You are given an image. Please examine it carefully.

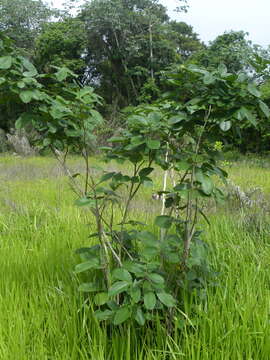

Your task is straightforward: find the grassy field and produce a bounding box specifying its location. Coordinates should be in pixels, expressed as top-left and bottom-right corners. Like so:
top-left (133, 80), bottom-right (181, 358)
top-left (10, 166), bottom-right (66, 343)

top-left (0, 155), bottom-right (269, 359)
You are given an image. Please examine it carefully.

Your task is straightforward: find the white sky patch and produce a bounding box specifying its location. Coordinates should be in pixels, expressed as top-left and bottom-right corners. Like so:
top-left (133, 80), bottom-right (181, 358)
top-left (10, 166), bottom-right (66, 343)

top-left (50, 0), bottom-right (270, 46)
top-left (167, 0), bottom-right (270, 46)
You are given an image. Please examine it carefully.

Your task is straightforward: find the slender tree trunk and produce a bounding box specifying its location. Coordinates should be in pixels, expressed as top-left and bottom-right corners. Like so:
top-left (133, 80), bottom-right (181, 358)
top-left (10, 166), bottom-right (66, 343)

top-left (113, 30), bottom-right (138, 99)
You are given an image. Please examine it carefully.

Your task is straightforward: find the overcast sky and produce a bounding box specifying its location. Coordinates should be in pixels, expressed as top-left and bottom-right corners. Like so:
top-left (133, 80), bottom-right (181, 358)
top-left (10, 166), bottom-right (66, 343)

top-left (51, 0), bottom-right (270, 47)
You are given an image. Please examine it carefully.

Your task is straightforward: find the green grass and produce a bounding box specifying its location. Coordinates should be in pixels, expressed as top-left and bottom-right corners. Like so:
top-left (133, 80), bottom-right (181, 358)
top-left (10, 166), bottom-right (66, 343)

top-left (0, 155), bottom-right (269, 359)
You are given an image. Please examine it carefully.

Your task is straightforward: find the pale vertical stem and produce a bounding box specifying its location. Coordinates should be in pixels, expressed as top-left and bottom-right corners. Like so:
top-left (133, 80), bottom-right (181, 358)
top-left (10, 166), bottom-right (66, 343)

top-left (160, 143), bottom-right (169, 243)
top-left (161, 143), bottom-right (169, 216)
top-left (170, 168), bottom-right (178, 217)
top-left (182, 167), bottom-right (194, 267)
top-left (170, 168), bottom-right (176, 187)
top-left (161, 170), bottom-right (168, 216)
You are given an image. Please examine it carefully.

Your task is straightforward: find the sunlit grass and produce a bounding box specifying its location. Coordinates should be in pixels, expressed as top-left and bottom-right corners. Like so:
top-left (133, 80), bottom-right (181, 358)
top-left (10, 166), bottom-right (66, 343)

top-left (0, 155), bottom-right (269, 359)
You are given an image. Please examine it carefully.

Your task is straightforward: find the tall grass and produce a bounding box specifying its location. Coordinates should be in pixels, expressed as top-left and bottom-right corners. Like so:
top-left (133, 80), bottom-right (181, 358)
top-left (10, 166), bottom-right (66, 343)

top-left (0, 155), bottom-right (269, 359)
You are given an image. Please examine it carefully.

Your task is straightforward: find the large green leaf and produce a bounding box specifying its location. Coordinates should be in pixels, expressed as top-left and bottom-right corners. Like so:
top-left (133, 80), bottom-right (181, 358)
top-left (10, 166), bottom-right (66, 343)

top-left (108, 136), bottom-right (126, 143)
top-left (156, 292), bottom-right (176, 307)
top-left (95, 309), bottom-right (114, 321)
top-left (19, 90), bottom-right (35, 104)
top-left (22, 57), bottom-right (37, 74)
top-left (195, 169), bottom-right (213, 195)
top-left (134, 307), bottom-right (145, 326)
top-left (22, 77), bottom-right (37, 85)
top-left (94, 292), bottom-right (109, 306)
top-left (148, 111), bottom-right (162, 123)
top-left (113, 307), bottom-right (131, 325)
top-left (220, 120), bottom-right (231, 132)
top-left (130, 136), bottom-right (145, 146)
top-left (128, 115), bottom-right (148, 127)
top-left (147, 273), bottom-right (165, 284)
top-left (55, 67), bottom-right (75, 81)
top-left (218, 63), bottom-right (227, 77)
top-left (0, 56), bottom-right (12, 69)
top-left (168, 112), bottom-right (187, 124)
top-left (247, 83), bottom-right (261, 97)
top-left (123, 261), bottom-right (145, 276)
top-left (17, 81), bottom-right (25, 89)
top-left (23, 69), bottom-right (37, 77)
top-left (129, 287), bottom-right (141, 303)
top-left (201, 175), bottom-right (213, 195)
top-left (108, 281), bottom-right (130, 296)
top-left (259, 100), bottom-right (270, 118)
top-left (139, 167), bottom-right (154, 178)
top-left (90, 109), bottom-right (103, 123)
top-left (203, 72), bottom-right (215, 84)
top-left (74, 259), bottom-right (100, 273)
top-left (144, 292), bottom-right (156, 310)
top-left (112, 268), bottom-right (132, 283)
top-left (50, 102), bottom-right (71, 119)
top-left (188, 64), bottom-right (208, 74)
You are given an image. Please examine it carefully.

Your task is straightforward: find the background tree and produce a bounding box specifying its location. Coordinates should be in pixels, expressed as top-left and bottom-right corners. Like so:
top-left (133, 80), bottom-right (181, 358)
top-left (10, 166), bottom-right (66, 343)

top-left (34, 18), bottom-right (87, 78)
top-left (191, 31), bottom-right (253, 73)
top-left (249, 44), bottom-right (270, 82)
top-left (0, 0), bottom-right (57, 54)
top-left (168, 21), bottom-right (203, 62)
top-left (0, 35), bottom-right (28, 131)
top-left (80, 0), bottom-right (165, 106)
top-left (79, 0), bottom-right (193, 108)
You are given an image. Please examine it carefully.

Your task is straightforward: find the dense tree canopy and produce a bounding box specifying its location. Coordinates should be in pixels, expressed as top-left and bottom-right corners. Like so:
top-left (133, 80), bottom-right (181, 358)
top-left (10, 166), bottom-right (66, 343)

top-left (1, 0), bottom-right (270, 152)
top-left (0, 0), bottom-right (56, 53)
top-left (79, 0), bottom-right (169, 105)
top-left (79, 0), bottom-right (200, 106)
top-left (35, 18), bottom-right (87, 77)
top-left (168, 21), bottom-right (203, 61)
top-left (191, 31), bottom-right (253, 73)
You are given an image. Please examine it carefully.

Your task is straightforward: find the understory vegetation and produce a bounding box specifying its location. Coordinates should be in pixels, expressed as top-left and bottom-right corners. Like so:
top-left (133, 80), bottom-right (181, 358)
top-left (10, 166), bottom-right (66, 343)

top-left (0, 155), bottom-right (269, 359)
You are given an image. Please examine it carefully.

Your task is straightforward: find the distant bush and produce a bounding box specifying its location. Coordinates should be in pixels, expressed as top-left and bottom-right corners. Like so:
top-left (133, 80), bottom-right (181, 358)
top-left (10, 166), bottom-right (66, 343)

top-left (0, 129), bottom-right (9, 153)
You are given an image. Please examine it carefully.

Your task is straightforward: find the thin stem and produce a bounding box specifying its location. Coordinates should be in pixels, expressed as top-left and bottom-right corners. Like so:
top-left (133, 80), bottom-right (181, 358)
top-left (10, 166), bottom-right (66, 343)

top-left (87, 172), bottom-right (111, 287)
top-left (102, 231), bottom-right (122, 267)
top-left (121, 160), bottom-right (146, 230)
top-left (82, 124), bottom-right (89, 195)
top-left (51, 146), bottom-right (82, 197)
top-left (83, 150), bottom-right (89, 196)
top-left (160, 143), bottom-right (170, 244)
top-left (161, 143), bottom-right (169, 216)
top-left (181, 105), bottom-right (212, 269)
top-left (179, 169), bottom-right (189, 184)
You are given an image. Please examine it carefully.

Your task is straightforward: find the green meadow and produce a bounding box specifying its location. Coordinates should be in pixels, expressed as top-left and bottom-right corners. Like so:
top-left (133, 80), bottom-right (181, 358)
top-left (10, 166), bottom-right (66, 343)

top-left (0, 155), bottom-right (269, 359)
